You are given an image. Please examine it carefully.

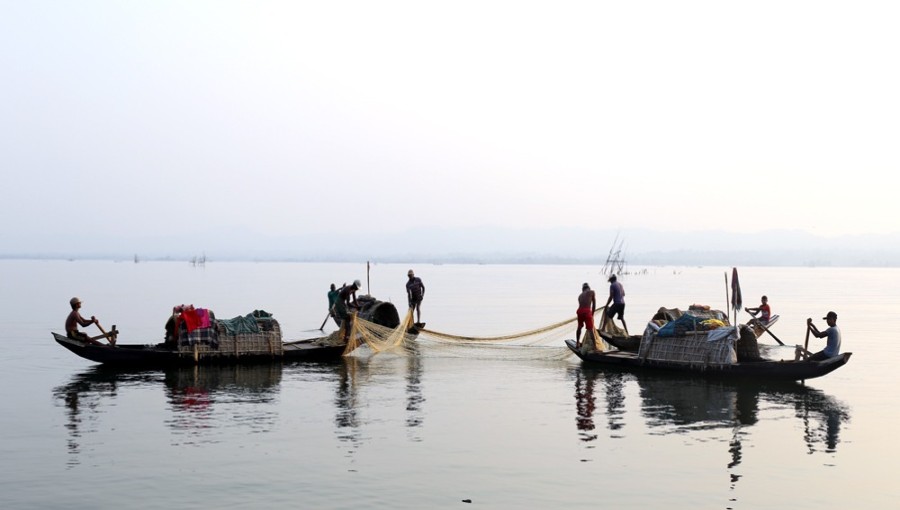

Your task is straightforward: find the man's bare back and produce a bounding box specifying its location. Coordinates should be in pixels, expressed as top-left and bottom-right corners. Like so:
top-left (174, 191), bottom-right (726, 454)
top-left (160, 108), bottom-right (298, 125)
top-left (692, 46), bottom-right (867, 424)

top-left (578, 289), bottom-right (595, 308)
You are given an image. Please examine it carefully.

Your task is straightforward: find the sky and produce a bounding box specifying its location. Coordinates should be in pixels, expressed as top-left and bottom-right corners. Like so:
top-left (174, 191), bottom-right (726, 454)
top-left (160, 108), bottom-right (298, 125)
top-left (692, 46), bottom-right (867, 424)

top-left (2, 1), bottom-right (899, 255)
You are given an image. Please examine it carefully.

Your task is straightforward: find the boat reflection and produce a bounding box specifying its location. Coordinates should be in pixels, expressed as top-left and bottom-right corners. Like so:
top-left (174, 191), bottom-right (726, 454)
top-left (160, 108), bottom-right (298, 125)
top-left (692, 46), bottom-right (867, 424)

top-left (53, 367), bottom-right (164, 467)
top-left (572, 365), bottom-right (850, 453)
top-left (54, 353), bottom-right (427, 465)
top-left (163, 364), bottom-right (283, 443)
top-left (572, 365), bottom-right (850, 504)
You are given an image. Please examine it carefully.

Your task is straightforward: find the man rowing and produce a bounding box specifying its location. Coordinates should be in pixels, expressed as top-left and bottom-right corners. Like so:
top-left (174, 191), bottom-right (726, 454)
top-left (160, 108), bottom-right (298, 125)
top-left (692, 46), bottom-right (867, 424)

top-left (66, 297), bottom-right (114, 346)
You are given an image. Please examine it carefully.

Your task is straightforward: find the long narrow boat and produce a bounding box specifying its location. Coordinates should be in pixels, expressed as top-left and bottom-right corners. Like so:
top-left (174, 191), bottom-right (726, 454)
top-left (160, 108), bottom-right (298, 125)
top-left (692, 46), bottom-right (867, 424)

top-left (565, 339), bottom-right (851, 382)
top-left (53, 333), bottom-right (346, 366)
top-left (54, 296), bottom-right (404, 367)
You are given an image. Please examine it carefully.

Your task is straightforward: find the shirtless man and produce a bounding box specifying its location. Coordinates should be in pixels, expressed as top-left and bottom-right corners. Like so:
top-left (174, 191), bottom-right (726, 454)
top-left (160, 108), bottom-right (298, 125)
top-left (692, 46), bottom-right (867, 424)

top-left (334, 280), bottom-right (362, 323)
top-left (575, 283), bottom-right (596, 348)
top-left (65, 297), bottom-right (104, 345)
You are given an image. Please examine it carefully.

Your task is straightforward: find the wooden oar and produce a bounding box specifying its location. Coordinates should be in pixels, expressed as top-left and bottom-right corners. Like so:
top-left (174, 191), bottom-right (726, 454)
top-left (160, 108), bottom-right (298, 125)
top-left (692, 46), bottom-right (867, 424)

top-left (95, 321), bottom-right (116, 345)
top-left (319, 312), bottom-right (330, 330)
top-left (804, 320), bottom-right (811, 353)
top-left (756, 321), bottom-right (785, 346)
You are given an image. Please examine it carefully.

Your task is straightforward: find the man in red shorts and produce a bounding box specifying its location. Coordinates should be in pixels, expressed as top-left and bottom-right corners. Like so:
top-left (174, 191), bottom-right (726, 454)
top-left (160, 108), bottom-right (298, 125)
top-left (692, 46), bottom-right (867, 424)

top-left (576, 283), bottom-right (596, 348)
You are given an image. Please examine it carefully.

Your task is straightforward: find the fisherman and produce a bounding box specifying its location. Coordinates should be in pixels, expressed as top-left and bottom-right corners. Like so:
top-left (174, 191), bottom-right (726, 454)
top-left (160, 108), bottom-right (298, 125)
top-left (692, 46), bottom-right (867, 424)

top-left (65, 297), bottom-right (107, 346)
top-left (575, 283), bottom-right (596, 349)
top-left (406, 269), bottom-right (425, 324)
top-left (601, 274), bottom-right (628, 335)
top-left (745, 295), bottom-right (772, 325)
top-left (327, 283), bottom-right (342, 327)
top-left (334, 280), bottom-right (362, 323)
top-left (335, 280), bottom-right (362, 343)
top-left (164, 305), bottom-right (180, 348)
top-left (795, 311), bottom-right (842, 361)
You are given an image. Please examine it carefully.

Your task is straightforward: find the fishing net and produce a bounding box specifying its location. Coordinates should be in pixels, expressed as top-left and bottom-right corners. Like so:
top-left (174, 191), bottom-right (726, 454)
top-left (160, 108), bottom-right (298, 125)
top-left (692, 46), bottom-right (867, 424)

top-left (333, 308), bottom-right (610, 361)
top-left (344, 308), bottom-right (419, 355)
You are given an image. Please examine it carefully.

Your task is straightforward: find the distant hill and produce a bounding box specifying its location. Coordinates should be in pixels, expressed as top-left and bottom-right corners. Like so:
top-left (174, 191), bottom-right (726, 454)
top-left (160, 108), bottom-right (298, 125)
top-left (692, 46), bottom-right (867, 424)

top-left (3, 226), bottom-right (900, 267)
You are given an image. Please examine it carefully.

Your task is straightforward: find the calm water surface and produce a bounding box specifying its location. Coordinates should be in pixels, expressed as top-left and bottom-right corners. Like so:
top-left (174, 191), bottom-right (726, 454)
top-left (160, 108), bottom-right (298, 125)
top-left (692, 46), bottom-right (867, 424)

top-left (2, 260), bottom-right (898, 509)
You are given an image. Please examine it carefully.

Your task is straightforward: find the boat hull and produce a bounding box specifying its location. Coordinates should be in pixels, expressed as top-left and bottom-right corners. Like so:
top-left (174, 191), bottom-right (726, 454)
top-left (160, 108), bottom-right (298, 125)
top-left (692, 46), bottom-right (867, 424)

top-left (565, 339), bottom-right (851, 382)
top-left (53, 333), bottom-right (345, 367)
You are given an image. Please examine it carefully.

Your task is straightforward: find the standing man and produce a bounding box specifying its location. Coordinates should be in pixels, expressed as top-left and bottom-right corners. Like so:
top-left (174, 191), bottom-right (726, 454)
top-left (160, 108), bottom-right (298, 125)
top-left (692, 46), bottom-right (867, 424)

top-left (406, 269), bottom-right (425, 324)
top-left (575, 283), bottom-right (596, 348)
top-left (65, 297), bottom-right (104, 345)
top-left (602, 274), bottom-right (628, 335)
top-left (795, 311), bottom-right (842, 361)
top-left (327, 283), bottom-right (341, 327)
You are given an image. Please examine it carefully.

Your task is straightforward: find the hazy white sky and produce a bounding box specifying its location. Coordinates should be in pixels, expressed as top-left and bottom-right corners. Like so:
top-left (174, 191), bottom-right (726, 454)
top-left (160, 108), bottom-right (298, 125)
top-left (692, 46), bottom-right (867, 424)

top-left (2, 1), bottom-right (898, 245)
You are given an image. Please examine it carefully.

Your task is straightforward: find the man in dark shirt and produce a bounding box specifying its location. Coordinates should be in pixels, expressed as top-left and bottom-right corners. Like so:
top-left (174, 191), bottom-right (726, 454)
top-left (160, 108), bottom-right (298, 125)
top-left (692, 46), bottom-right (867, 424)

top-left (406, 269), bottom-right (425, 324)
top-left (602, 275), bottom-right (629, 335)
top-left (327, 283), bottom-right (341, 326)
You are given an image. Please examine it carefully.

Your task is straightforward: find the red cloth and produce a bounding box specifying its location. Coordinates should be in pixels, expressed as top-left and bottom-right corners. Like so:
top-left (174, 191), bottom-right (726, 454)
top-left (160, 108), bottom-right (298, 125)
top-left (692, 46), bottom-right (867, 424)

top-left (576, 307), bottom-right (594, 331)
top-left (197, 308), bottom-right (211, 329)
top-left (181, 308), bottom-right (202, 333)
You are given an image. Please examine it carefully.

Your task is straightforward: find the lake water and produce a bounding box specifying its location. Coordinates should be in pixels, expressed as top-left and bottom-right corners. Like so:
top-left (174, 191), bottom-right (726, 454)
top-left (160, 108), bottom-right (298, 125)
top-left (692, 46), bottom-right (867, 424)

top-left (2, 260), bottom-right (898, 509)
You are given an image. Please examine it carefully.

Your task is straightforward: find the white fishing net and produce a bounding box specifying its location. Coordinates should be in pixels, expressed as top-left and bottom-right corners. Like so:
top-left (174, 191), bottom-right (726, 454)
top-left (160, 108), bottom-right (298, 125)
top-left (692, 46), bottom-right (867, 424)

top-left (338, 308), bottom-right (611, 361)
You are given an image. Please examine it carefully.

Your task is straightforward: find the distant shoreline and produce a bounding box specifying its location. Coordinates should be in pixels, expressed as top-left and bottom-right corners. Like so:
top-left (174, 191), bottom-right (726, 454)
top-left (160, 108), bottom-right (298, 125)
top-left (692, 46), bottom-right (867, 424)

top-left (2, 253), bottom-right (898, 268)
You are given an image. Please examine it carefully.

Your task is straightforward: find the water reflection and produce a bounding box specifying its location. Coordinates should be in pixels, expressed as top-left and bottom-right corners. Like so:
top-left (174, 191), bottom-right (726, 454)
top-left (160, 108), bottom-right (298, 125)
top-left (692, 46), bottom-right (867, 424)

top-left (572, 366), bottom-right (850, 452)
top-left (163, 364), bottom-right (283, 444)
top-left (333, 347), bottom-right (427, 453)
top-left (572, 366), bottom-right (850, 502)
top-left (53, 364), bottom-right (285, 462)
top-left (54, 354), bottom-right (427, 466)
top-left (52, 367), bottom-right (163, 467)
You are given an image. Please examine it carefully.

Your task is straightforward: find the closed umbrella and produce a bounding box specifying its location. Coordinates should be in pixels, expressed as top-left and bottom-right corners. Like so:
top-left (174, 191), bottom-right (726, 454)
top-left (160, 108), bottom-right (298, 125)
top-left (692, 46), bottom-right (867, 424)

top-left (731, 267), bottom-right (742, 326)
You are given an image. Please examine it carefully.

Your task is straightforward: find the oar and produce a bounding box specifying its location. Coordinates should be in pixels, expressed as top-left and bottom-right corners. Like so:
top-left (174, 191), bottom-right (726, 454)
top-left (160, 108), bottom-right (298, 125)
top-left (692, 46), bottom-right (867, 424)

top-left (757, 321), bottom-right (785, 346)
top-left (804, 320), bottom-right (811, 353)
top-left (319, 312), bottom-right (330, 331)
top-left (95, 321), bottom-right (116, 345)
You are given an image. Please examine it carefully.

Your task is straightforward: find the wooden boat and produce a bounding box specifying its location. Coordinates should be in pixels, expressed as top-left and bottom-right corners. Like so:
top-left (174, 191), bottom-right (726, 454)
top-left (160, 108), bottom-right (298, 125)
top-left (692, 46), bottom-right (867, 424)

top-left (599, 331), bottom-right (642, 352)
top-left (54, 297), bottom-right (405, 367)
top-left (53, 333), bottom-right (346, 366)
top-left (565, 339), bottom-right (852, 382)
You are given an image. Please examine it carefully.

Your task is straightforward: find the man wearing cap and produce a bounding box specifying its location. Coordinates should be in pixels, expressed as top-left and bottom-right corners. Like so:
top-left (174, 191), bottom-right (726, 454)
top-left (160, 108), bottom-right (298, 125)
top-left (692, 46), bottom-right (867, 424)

top-left (65, 297), bottom-right (102, 345)
top-left (575, 283), bottom-right (596, 348)
top-left (601, 274), bottom-right (629, 335)
top-left (795, 311), bottom-right (842, 361)
top-left (406, 269), bottom-right (425, 324)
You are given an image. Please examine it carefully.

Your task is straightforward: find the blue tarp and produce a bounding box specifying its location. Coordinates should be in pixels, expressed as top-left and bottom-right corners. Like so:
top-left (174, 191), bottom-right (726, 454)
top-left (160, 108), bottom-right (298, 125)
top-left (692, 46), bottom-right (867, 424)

top-left (656, 313), bottom-right (702, 337)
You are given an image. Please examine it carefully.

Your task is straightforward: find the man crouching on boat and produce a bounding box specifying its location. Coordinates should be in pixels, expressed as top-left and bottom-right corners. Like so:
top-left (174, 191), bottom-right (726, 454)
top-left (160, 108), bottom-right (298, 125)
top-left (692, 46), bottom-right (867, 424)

top-left (66, 297), bottom-right (104, 346)
top-left (795, 311), bottom-right (842, 361)
top-left (575, 283), bottom-right (596, 349)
